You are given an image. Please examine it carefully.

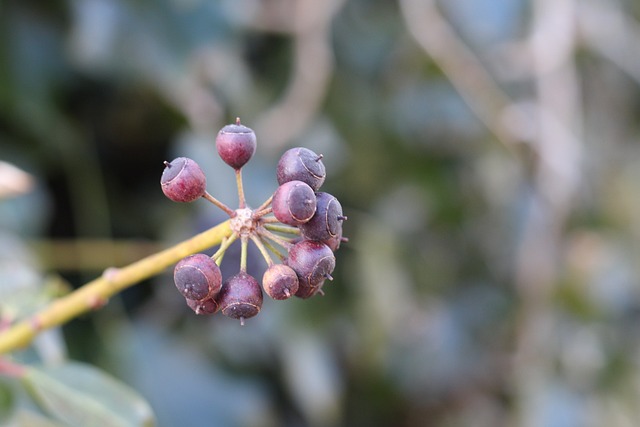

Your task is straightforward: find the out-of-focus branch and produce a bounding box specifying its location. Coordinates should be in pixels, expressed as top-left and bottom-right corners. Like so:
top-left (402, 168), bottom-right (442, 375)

top-left (511, 0), bottom-right (583, 424)
top-left (252, 0), bottom-right (346, 150)
top-left (578, 0), bottom-right (640, 86)
top-left (398, 0), bottom-right (517, 154)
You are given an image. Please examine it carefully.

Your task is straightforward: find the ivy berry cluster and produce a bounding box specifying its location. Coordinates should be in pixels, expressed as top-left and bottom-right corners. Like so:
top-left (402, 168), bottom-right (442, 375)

top-left (160, 119), bottom-right (346, 324)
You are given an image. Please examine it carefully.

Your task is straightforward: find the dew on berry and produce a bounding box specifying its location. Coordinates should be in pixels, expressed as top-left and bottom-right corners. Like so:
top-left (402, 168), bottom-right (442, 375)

top-left (216, 119), bottom-right (257, 170)
top-left (276, 147), bottom-right (326, 190)
top-left (161, 157), bottom-right (207, 203)
top-left (262, 264), bottom-right (299, 300)
top-left (286, 240), bottom-right (335, 299)
top-left (174, 254), bottom-right (222, 301)
top-left (299, 192), bottom-right (344, 241)
top-left (217, 272), bottom-right (263, 322)
top-left (272, 180), bottom-right (317, 226)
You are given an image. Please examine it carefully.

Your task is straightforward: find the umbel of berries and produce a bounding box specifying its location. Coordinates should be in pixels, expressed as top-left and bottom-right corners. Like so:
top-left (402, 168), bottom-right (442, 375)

top-left (161, 117), bottom-right (347, 325)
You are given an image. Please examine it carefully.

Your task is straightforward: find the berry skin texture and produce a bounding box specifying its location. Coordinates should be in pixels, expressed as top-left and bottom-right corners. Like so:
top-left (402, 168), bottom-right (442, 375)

top-left (286, 240), bottom-right (335, 299)
top-left (272, 180), bottom-right (317, 226)
top-left (262, 264), bottom-right (299, 300)
top-left (300, 192), bottom-right (344, 241)
top-left (186, 297), bottom-right (219, 315)
top-left (174, 254), bottom-right (222, 301)
top-left (217, 272), bottom-right (263, 322)
top-left (161, 157), bottom-right (207, 203)
top-left (276, 147), bottom-right (326, 191)
top-left (216, 120), bottom-right (257, 169)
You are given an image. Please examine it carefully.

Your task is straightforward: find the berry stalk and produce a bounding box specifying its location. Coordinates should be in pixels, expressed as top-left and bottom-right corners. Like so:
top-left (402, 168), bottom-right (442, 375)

top-left (0, 220), bottom-right (233, 354)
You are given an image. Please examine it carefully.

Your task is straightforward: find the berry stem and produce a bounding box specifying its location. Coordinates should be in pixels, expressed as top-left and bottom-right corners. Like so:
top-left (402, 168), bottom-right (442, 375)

top-left (212, 233), bottom-right (238, 264)
top-left (253, 207), bottom-right (273, 218)
top-left (235, 169), bottom-right (246, 209)
top-left (259, 227), bottom-right (294, 250)
top-left (260, 237), bottom-right (286, 262)
top-left (254, 195), bottom-right (273, 214)
top-left (250, 235), bottom-right (274, 267)
top-left (263, 223), bottom-right (301, 235)
top-left (240, 236), bottom-right (248, 272)
top-left (0, 220), bottom-right (233, 354)
top-left (203, 192), bottom-right (235, 217)
top-left (258, 216), bottom-right (280, 223)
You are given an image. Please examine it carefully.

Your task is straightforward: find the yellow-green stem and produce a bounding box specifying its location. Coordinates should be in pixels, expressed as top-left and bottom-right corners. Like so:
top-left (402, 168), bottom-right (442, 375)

top-left (260, 236), bottom-right (286, 262)
top-left (250, 235), bottom-right (273, 267)
top-left (263, 223), bottom-right (301, 235)
top-left (235, 169), bottom-right (246, 208)
top-left (0, 220), bottom-right (233, 354)
top-left (213, 232), bottom-right (238, 263)
top-left (240, 236), bottom-right (248, 272)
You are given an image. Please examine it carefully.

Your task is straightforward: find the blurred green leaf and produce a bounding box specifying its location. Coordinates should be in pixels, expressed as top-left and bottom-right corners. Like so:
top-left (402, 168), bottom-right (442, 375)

top-left (22, 361), bottom-right (155, 427)
top-left (0, 378), bottom-right (16, 423)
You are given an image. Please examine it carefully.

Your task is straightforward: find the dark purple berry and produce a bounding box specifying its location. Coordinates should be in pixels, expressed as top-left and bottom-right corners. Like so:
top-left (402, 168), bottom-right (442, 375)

top-left (216, 118), bottom-right (257, 169)
top-left (272, 180), bottom-right (317, 226)
top-left (322, 228), bottom-right (346, 251)
top-left (161, 157), bottom-right (207, 203)
top-left (299, 192), bottom-right (345, 241)
top-left (286, 240), bottom-right (335, 299)
top-left (276, 147), bottom-right (326, 191)
top-left (186, 297), bottom-right (219, 315)
top-left (217, 272), bottom-right (263, 323)
top-left (262, 264), bottom-right (299, 300)
top-left (174, 254), bottom-right (222, 301)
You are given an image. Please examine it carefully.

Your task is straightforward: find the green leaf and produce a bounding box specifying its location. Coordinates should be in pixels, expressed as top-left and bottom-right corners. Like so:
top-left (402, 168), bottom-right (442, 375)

top-left (0, 378), bottom-right (16, 423)
top-left (21, 361), bottom-right (155, 427)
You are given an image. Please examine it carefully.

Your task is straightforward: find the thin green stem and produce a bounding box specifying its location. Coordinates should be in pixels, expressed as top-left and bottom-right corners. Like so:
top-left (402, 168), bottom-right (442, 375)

top-left (0, 220), bottom-right (233, 354)
top-left (235, 169), bottom-right (246, 208)
top-left (259, 228), bottom-right (294, 250)
top-left (213, 232), bottom-right (238, 263)
top-left (264, 223), bottom-right (301, 235)
top-left (260, 237), bottom-right (286, 262)
top-left (203, 191), bottom-right (235, 217)
top-left (250, 235), bottom-right (273, 267)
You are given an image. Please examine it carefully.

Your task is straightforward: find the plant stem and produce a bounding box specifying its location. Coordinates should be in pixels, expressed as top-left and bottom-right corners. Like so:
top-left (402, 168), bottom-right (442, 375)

top-left (259, 228), bottom-right (294, 250)
top-left (0, 220), bottom-right (233, 355)
top-left (240, 236), bottom-right (248, 272)
top-left (202, 192), bottom-right (235, 217)
top-left (253, 207), bottom-right (273, 218)
top-left (254, 195), bottom-right (273, 214)
top-left (260, 238), bottom-right (286, 262)
top-left (263, 223), bottom-right (301, 235)
top-left (212, 232), bottom-right (238, 263)
top-left (250, 235), bottom-right (273, 267)
top-left (235, 169), bottom-right (246, 208)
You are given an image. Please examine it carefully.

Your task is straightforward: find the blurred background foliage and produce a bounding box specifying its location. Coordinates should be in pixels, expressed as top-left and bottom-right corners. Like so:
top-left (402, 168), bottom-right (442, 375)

top-left (2, 0), bottom-right (640, 425)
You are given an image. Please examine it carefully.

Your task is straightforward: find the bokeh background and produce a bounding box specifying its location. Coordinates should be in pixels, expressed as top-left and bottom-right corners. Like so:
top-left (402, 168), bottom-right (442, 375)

top-left (3, 0), bottom-right (640, 426)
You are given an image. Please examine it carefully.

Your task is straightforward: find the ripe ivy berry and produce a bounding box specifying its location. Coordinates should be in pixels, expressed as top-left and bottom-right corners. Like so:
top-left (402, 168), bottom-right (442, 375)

top-left (276, 147), bottom-right (326, 191)
top-left (262, 264), bottom-right (299, 300)
top-left (216, 118), bottom-right (257, 170)
top-left (286, 240), bottom-right (335, 299)
top-left (299, 192), bottom-right (345, 241)
top-left (186, 297), bottom-right (219, 315)
top-left (272, 180), bottom-right (317, 226)
top-left (217, 272), bottom-right (263, 324)
top-left (161, 157), bottom-right (207, 203)
top-left (174, 254), bottom-right (222, 301)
